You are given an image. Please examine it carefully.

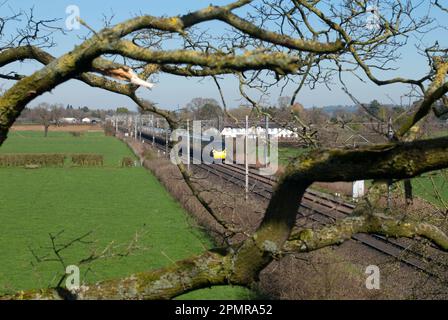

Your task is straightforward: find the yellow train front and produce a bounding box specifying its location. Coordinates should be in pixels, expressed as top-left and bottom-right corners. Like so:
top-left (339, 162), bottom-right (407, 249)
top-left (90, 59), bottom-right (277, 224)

top-left (212, 149), bottom-right (226, 160)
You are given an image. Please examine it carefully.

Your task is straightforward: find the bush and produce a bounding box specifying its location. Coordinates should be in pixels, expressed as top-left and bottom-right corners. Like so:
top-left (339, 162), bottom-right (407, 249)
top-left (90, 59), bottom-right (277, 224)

top-left (0, 154), bottom-right (66, 167)
top-left (69, 131), bottom-right (83, 137)
top-left (142, 149), bottom-right (155, 160)
top-left (121, 157), bottom-right (135, 167)
top-left (71, 154), bottom-right (104, 167)
top-left (104, 122), bottom-right (115, 137)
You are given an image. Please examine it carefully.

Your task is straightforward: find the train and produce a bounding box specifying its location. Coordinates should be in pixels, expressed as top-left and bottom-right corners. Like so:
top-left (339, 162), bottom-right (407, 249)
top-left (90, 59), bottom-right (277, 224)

top-left (123, 125), bottom-right (270, 164)
top-left (136, 126), bottom-right (229, 161)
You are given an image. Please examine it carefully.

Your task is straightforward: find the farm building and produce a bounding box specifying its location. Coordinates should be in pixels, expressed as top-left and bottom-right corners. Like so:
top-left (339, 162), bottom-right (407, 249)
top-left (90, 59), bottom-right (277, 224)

top-left (221, 125), bottom-right (299, 138)
top-left (82, 117), bottom-right (102, 124)
top-left (60, 117), bottom-right (78, 124)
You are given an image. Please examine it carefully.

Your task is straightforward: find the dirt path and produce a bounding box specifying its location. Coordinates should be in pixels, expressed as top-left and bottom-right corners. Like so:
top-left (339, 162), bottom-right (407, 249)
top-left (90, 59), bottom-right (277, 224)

top-left (11, 125), bottom-right (103, 132)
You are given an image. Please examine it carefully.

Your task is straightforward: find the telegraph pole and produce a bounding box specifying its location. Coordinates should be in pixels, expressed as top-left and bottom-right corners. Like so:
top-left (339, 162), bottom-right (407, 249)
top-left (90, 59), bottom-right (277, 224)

top-left (151, 115), bottom-right (155, 147)
top-left (139, 115), bottom-right (142, 141)
top-left (265, 115), bottom-right (269, 167)
top-left (387, 117), bottom-right (393, 208)
top-left (126, 115), bottom-right (130, 136)
top-left (187, 119), bottom-right (190, 172)
top-left (245, 115), bottom-right (249, 201)
top-left (165, 123), bottom-right (169, 157)
top-left (134, 115), bottom-right (138, 140)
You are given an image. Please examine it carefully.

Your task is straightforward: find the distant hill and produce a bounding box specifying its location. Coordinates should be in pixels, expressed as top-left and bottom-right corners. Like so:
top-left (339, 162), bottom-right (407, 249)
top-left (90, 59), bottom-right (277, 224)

top-left (317, 104), bottom-right (399, 116)
top-left (318, 105), bottom-right (358, 116)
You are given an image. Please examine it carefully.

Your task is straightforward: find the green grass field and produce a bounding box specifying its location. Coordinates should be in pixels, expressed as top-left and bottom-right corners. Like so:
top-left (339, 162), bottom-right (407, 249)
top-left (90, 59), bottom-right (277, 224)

top-left (412, 130), bottom-right (448, 207)
top-left (412, 171), bottom-right (448, 207)
top-left (278, 145), bottom-right (448, 207)
top-left (278, 146), bottom-right (309, 165)
top-left (0, 131), bottom-right (253, 299)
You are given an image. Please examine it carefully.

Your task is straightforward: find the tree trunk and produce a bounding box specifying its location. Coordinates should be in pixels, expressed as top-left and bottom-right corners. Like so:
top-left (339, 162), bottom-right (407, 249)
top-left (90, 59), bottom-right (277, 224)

top-left (404, 179), bottom-right (413, 205)
top-left (44, 125), bottom-right (49, 137)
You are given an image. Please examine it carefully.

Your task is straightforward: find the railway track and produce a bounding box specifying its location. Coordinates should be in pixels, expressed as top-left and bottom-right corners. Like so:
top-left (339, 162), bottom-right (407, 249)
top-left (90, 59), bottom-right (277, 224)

top-left (198, 163), bottom-right (447, 276)
top-left (121, 127), bottom-right (448, 277)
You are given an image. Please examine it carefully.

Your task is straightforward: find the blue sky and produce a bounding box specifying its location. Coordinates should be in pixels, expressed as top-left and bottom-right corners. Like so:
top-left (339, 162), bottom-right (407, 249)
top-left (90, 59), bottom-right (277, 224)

top-left (0, 1), bottom-right (444, 110)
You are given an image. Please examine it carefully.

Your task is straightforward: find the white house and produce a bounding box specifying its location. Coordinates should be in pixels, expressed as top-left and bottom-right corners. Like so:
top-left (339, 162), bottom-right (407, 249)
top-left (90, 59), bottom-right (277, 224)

top-left (82, 118), bottom-right (92, 124)
top-left (60, 117), bottom-right (78, 124)
top-left (221, 126), bottom-right (299, 139)
top-left (352, 180), bottom-right (365, 199)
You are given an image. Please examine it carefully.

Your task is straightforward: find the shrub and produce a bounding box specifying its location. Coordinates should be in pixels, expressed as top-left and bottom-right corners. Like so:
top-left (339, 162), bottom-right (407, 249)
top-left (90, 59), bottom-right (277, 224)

top-left (121, 157), bottom-right (135, 167)
top-left (0, 154), bottom-right (66, 167)
top-left (142, 149), bottom-right (155, 160)
top-left (104, 122), bottom-right (115, 137)
top-left (71, 154), bottom-right (104, 167)
top-left (69, 131), bottom-right (83, 137)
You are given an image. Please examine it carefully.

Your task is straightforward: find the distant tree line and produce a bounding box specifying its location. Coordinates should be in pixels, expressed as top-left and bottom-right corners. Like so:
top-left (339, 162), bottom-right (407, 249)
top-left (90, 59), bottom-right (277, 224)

top-left (177, 96), bottom-right (447, 128)
top-left (16, 103), bottom-right (120, 137)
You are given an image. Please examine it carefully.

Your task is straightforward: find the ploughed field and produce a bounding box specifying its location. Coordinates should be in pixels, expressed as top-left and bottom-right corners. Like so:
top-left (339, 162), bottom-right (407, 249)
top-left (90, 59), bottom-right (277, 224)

top-left (0, 131), bottom-right (253, 299)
